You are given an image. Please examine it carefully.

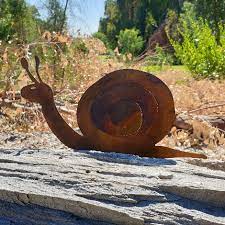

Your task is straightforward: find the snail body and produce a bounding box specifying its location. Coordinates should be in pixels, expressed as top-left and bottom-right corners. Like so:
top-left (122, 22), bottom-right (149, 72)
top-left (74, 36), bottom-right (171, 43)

top-left (21, 57), bottom-right (206, 159)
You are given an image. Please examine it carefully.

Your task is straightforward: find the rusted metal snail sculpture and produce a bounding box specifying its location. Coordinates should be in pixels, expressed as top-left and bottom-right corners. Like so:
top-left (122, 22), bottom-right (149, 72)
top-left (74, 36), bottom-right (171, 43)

top-left (21, 56), bottom-right (206, 159)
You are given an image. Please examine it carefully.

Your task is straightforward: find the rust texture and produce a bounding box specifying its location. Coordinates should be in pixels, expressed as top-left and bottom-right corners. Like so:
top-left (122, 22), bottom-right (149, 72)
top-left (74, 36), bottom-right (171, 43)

top-left (20, 57), bottom-right (206, 159)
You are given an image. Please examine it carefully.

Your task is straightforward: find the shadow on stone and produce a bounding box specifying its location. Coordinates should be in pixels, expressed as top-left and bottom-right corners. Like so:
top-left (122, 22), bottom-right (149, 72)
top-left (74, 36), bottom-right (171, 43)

top-left (78, 150), bottom-right (177, 166)
top-left (0, 200), bottom-right (112, 225)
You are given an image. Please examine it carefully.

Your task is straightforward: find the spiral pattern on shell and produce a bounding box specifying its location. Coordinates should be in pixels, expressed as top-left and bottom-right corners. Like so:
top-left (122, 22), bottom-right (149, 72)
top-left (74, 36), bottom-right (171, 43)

top-left (77, 69), bottom-right (175, 153)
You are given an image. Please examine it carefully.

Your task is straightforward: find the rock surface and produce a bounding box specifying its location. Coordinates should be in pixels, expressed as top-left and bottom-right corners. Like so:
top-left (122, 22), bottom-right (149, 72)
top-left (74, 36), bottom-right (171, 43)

top-left (0, 133), bottom-right (224, 224)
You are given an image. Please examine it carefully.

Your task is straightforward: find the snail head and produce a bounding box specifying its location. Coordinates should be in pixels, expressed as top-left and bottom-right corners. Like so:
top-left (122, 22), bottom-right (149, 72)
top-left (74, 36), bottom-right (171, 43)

top-left (20, 56), bottom-right (53, 105)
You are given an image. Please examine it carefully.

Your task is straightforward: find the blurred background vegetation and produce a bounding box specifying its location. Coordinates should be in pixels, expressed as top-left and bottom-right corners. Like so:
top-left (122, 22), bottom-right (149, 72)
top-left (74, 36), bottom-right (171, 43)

top-left (0, 0), bottom-right (225, 151)
top-left (95, 0), bottom-right (225, 79)
top-left (1, 0), bottom-right (225, 86)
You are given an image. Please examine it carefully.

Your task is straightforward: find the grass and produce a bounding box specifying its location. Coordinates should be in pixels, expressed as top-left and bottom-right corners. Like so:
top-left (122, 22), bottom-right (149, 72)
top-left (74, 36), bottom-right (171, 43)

top-left (141, 65), bottom-right (188, 73)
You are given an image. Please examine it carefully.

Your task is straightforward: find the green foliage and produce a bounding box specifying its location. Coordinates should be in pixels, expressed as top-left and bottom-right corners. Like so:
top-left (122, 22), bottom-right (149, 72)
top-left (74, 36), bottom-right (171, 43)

top-left (71, 39), bottom-right (89, 54)
top-left (99, 0), bottom-right (184, 49)
top-left (0, 32), bottom-right (93, 95)
top-left (0, 12), bottom-right (12, 41)
top-left (145, 12), bottom-right (157, 38)
top-left (146, 45), bottom-right (175, 67)
top-left (193, 0), bottom-right (225, 43)
top-left (0, 0), bottom-right (69, 42)
top-left (99, 0), bottom-right (120, 49)
top-left (99, 0), bottom-right (225, 52)
top-left (105, 0), bottom-right (121, 23)
top-left (118, 28), bottom-right (144, 57)
top-left (93, 32), bottom-right (110, 48)
top-left (0, 0), bottom-right (42, 42)
top-left (45, 0), bottom-right (66, 32)
top-left (23, 6), bottom-right (42, 42)
top-left (170, 2), bottom-right (225, 79)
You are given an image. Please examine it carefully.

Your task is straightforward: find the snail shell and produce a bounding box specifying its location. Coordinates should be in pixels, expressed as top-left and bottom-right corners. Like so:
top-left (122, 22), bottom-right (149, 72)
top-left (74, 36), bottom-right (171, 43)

top-left (77, 69), bottom-right (175, 154)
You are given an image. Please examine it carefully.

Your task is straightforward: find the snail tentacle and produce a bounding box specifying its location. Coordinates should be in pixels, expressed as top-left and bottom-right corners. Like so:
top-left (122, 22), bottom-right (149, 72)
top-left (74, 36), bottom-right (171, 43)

top-left (34, 56), bottom-right (43, 83)
top-left (21, 58), bottom-right (39, 84)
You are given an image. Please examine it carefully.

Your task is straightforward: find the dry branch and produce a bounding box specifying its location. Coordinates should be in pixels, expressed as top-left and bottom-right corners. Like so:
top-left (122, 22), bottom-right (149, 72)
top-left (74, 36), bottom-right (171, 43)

top-left (188, 102), bottom-right (225, 114)
top-left (0, 99), bottom-right (77, 115)
top-left (174, 114), bottom-right (225, 132)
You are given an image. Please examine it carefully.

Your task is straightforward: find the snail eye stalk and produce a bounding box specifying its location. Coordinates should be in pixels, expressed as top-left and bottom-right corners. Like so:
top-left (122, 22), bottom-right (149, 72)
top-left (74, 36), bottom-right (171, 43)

top-left (35, 55), bottom-right (43, 83)
top-left (20, 57), bottom-right (39, 84)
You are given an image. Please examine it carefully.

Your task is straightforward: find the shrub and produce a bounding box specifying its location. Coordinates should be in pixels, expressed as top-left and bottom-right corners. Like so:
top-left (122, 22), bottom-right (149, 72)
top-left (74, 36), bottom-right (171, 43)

top-left (118, 28), bottom-right (144, 58)
top-left (92, 32), bottom-right (110, 49)
top-left (71, 38), bottom-right (89, 54)
top-left (146, 45), bottom-right (175, 68)
top-left (0, 32), bottom-right (92, 93)
top-left (169, 2), bottom-right (225, 79)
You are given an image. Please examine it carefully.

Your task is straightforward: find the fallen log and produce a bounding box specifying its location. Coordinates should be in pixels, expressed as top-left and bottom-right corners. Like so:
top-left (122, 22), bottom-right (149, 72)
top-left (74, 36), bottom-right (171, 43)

top-left (0, 147), bottom-right (224, 224)
top-left (174, 114), bottom-right (225, 132)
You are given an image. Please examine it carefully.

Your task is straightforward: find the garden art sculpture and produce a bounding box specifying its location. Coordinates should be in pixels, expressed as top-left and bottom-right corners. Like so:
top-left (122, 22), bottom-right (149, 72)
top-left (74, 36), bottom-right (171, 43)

top-left (20, 56), bottom-right (206, 159)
